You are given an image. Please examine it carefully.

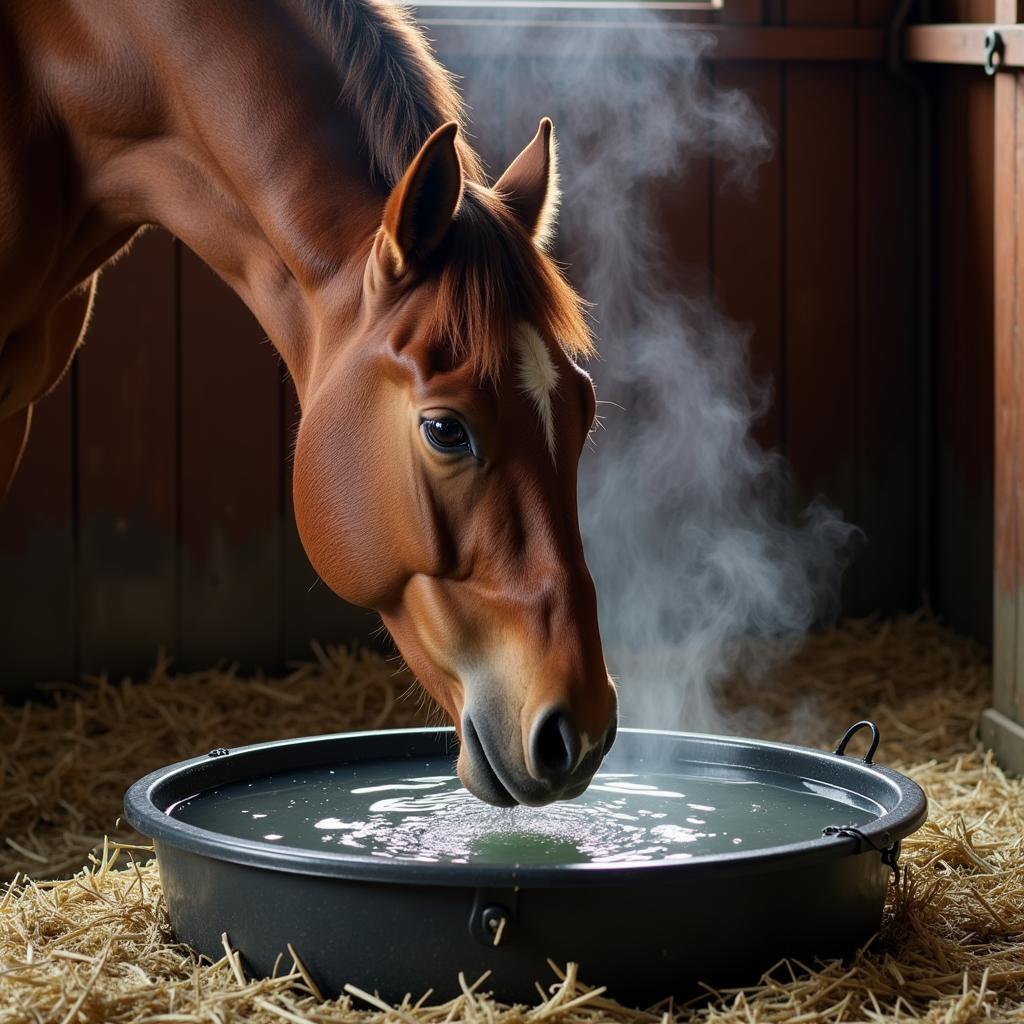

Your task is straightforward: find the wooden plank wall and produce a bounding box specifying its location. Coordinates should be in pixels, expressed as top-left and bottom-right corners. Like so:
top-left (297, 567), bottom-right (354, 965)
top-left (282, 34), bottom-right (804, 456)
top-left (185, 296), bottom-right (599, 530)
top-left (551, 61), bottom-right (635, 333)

top-left (906, 0), bottom-right (998, 642)
top-left (930, 65), bottom-right (995, 643)
top-left (0, 1), bottom-right (935, 691)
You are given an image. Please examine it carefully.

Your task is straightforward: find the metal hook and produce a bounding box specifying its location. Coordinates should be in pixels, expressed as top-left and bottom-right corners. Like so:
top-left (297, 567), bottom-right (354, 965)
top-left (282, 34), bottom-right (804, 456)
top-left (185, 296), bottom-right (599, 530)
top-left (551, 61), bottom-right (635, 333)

top-left (984, 29), bottom-right (1004, 76)
top-left (834, 721), bottom-right (880, 764)
top-left (822, 825), bottom-right (901, 884)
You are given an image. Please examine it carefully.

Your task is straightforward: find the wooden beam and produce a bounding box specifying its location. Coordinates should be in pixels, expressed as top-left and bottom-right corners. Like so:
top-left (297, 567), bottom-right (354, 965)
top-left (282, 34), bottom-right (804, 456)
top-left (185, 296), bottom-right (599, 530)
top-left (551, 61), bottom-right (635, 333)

top-left (426, 22), bottom-right (887, 61)
top-left (904, 23), bottom-right (1024, 69)
top-left (985, 0), bottom-right (1024, 772)
top-left (412, 0), bottom-right (723, 8)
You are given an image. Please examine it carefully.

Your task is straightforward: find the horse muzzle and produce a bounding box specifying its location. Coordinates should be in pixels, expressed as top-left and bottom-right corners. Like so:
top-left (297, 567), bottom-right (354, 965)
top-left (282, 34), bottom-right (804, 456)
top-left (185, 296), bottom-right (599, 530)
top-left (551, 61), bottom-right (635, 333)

top-left (458, 692), bottom-right (618, 807)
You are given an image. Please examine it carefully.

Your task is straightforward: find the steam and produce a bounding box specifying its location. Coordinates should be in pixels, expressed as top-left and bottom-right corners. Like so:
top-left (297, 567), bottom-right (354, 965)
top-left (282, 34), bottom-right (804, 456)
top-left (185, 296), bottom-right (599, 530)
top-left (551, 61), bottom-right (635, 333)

top-left (455, 15), bottom-right (857, 731)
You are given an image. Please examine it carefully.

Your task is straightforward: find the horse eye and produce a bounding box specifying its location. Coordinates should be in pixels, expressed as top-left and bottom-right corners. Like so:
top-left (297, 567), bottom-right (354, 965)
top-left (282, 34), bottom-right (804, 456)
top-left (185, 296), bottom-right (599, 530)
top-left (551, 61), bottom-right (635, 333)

top-left (422, 417), bottom-right (472, 454)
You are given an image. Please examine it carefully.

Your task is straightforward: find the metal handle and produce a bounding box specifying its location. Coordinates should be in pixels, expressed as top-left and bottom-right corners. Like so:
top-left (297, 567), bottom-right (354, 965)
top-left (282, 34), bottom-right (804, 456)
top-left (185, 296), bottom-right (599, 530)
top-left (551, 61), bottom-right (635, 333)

top-left (834, 720), bottom-right (880, 764)
top-left (822, 825), bottom-right (902, 883)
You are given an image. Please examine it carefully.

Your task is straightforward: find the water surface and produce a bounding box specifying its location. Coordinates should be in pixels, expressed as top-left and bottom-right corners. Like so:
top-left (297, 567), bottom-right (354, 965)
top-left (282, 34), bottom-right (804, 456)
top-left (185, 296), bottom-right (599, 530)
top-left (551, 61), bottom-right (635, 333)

top-left (168, 755), bottom-right (879, 866)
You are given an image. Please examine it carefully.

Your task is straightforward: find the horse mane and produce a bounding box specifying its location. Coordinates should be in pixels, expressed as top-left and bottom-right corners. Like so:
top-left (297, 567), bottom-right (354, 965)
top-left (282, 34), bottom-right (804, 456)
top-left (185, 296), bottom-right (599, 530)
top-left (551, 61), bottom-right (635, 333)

top-left (303, 0), bottom-right (485, 186)
top-left (305, 0), bottom-right (594, 376)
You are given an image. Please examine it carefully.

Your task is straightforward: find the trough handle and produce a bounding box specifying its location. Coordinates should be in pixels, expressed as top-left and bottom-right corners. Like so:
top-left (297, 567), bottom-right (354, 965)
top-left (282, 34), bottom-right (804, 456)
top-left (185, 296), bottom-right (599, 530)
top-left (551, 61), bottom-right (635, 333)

top-left (834, 720), bottom-right (880, 764)
top-left (821, 825), bottom-right (902, 883)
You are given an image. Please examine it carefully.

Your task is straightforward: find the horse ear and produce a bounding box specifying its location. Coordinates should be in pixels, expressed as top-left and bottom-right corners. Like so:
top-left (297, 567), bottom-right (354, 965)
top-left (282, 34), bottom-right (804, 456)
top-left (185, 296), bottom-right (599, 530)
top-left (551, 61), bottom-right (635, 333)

top-left (496, 117), bottom-right (559, 249)
top-left (383, 121), bottom-right (464, 273)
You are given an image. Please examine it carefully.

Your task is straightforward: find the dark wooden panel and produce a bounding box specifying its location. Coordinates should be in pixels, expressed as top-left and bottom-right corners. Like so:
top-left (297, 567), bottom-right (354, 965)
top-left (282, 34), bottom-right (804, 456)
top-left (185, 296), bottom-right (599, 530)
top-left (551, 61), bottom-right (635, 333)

top-left (784, 1), bottom-right (856, 25)
top-left (76, 230), bottom-right (178, 675)
top-left (856, 0), bottom-right (903, 23)
top-left (0, 377), bottom-right (76, 691)
top-left (783, 63), bottom-right (861, 595)
top-left (712, 61), bottom-right (784, 450)
top-left (933, 66), bottom-right (994, 641)
top-left (933, 0), bottom-right (997, 19)
top-left (854, 66), bottom-right (919, 613)
top-left (719, 0), bottom-right (765, 22)
top-left (178, 247), bottom-right (284, 668)
top-left (430, 23), bottom-right (887, 61)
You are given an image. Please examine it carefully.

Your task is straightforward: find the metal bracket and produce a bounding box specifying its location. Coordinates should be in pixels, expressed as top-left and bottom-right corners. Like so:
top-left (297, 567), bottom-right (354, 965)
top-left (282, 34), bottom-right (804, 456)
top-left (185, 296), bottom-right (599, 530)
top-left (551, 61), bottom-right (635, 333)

top-left (984, 28), bottom-right (1004, 76)
top-left (822, 825), bottom-right (902, 884)
top-left (834, 721), bottom-right (880, 764)
top-left (469, 888), bottom-right (518, 948)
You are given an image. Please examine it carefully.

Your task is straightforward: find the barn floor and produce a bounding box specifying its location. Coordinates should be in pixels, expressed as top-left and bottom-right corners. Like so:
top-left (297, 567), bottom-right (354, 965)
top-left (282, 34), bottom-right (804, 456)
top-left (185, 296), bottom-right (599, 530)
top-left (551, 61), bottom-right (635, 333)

top-left (2, 616), bottom-right (1023, 1023)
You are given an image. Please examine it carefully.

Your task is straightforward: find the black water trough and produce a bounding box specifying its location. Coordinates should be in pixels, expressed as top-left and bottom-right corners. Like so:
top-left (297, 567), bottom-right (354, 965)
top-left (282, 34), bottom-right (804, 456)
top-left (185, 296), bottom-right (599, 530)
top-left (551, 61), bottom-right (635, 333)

top-left (124, 722), bottom-right (926, 1006)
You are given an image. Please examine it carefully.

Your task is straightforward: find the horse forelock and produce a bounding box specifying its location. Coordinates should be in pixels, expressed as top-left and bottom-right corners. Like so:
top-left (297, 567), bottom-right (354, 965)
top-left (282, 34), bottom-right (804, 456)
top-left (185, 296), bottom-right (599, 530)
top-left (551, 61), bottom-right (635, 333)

top-left (425, 186), bottom-right (593, 384)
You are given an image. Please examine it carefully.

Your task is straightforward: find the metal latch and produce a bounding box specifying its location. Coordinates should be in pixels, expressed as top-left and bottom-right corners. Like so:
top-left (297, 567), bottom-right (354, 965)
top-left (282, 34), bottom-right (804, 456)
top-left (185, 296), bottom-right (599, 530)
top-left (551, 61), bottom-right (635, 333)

top-left (984, 29), bottom-right (1004, 76)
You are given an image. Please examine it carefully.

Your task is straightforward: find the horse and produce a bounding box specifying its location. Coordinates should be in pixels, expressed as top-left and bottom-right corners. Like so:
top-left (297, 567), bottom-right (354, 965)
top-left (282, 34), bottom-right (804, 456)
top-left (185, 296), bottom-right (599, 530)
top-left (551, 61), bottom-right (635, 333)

top-left (0, 0), bottom-right (618, 806)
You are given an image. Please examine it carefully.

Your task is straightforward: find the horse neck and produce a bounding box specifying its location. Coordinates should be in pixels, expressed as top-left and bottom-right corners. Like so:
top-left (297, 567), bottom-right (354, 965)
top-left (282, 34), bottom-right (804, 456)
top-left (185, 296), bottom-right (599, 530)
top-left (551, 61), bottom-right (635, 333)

top-left (43, 0), bottom-right (385, 394)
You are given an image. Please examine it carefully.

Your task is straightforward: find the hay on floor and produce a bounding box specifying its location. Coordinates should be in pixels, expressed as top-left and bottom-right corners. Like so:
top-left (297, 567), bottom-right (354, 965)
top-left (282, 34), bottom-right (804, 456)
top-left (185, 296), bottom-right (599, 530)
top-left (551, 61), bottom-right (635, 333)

top-left (2, 614), bottom-right (1023, 1023)
top-left (0, 644), bottom-right (435, 880)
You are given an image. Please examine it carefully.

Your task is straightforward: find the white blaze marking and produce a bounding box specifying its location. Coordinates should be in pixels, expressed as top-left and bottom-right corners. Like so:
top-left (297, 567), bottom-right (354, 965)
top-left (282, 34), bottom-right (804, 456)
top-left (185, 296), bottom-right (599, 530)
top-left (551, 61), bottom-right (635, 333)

top-left (515, 324), bottom-right (559, 458)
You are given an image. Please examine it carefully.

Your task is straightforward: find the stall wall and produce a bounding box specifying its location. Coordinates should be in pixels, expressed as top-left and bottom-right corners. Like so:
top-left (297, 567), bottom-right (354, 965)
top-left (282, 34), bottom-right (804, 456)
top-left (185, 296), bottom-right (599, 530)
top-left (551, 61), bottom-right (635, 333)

top-left (930, 63), bottom-right (995, 645)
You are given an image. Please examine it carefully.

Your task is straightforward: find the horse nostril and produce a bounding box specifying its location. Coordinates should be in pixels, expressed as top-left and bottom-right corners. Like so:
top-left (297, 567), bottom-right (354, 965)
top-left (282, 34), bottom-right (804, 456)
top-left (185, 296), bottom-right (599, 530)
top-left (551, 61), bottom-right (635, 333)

top-left (531, 709), bottom-right (580, 783)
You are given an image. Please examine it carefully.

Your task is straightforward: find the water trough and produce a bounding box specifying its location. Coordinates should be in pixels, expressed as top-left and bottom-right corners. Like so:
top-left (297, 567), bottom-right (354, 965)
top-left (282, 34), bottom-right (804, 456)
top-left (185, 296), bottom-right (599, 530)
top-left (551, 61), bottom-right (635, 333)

top-left (124, 722), bottom-right (926, 1005)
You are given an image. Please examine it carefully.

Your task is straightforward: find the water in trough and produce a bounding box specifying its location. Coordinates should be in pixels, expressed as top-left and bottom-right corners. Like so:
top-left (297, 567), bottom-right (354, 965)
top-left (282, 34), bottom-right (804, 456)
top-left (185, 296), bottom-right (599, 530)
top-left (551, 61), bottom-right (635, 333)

top-left (168, 756), bottom-right (879, 866)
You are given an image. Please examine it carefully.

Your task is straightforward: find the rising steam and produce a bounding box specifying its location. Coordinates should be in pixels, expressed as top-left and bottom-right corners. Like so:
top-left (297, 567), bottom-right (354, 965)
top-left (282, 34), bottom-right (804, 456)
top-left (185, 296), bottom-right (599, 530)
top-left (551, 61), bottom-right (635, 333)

top-left (455, 14), bottom-right (857, 731)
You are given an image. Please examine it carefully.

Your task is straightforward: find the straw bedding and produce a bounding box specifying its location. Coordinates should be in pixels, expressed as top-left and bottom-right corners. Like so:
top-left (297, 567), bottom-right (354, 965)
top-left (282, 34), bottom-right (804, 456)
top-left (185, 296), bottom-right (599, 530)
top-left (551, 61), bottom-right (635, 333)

top-left (2, 615), bottom-right (1023, 1023)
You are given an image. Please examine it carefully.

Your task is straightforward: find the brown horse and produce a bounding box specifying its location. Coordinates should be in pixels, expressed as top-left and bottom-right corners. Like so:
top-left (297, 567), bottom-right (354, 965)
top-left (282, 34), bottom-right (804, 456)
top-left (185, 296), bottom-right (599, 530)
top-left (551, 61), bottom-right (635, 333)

top-left (0, 0), bottom-right (617, 805)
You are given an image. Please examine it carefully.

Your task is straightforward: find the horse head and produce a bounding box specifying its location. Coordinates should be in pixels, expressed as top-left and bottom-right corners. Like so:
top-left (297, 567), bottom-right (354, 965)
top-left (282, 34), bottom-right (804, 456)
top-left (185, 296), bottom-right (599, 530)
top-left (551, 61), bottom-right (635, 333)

top-left (293, 119), bottom-right (617, 806)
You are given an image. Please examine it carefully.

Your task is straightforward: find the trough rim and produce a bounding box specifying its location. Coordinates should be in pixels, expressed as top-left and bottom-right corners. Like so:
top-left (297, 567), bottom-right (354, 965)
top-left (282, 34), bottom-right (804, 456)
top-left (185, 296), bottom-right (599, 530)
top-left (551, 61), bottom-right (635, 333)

top-left (124, 725), bottom-right (928, 888)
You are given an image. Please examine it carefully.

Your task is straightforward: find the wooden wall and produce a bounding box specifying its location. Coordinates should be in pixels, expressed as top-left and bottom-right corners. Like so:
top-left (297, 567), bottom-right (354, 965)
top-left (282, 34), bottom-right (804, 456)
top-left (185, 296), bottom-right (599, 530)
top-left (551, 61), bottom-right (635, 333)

top-left (0, 1), bottom-right (970, 690)
top-left (930, 63), bottom-right (995, 644)
top-left (0, 236), bottom-right (373, 694)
